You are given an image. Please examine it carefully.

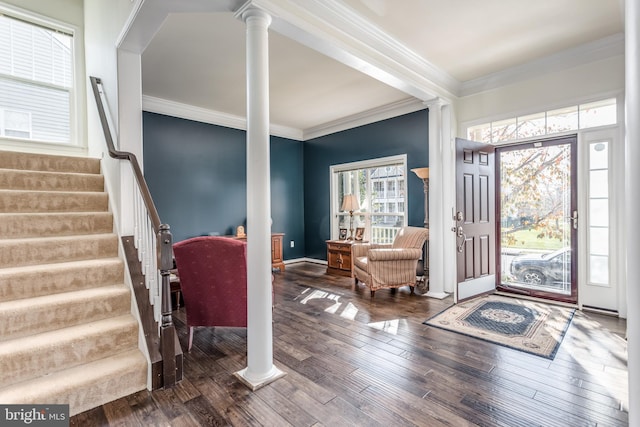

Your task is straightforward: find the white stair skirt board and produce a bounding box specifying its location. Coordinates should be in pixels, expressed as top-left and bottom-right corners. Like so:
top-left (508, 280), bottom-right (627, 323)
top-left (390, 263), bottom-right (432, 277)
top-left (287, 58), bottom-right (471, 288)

top-left (458, 274), bottom-right (496, 301)
top-left (234, 365), bottom-right (286, 391)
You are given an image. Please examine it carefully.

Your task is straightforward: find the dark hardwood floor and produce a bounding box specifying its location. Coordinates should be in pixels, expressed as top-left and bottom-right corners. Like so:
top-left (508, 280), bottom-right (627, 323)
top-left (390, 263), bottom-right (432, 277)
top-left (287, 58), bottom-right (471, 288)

top-left (71, 262), bottom-right (628, 426)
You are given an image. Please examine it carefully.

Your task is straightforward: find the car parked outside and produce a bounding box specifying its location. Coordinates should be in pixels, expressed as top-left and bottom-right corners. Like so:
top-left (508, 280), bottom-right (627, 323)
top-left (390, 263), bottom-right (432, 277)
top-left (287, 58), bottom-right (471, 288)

top-left (510, 247), bottom-right (571, 286)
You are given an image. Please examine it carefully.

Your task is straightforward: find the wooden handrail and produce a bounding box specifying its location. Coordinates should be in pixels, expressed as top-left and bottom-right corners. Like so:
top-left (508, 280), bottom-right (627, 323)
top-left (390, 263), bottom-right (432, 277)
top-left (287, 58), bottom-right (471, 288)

top-left (89, 76), bottom-right (161, 232)
top-left (89, 76), bottom-right (177, 388)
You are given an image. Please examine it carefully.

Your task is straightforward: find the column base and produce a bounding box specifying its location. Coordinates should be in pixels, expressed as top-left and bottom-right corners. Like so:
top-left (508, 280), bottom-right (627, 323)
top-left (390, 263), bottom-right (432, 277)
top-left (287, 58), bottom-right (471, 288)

top-left (425, 291), bottom-right (449, 299)
top-left (234, 365), bottom-right (286, 391)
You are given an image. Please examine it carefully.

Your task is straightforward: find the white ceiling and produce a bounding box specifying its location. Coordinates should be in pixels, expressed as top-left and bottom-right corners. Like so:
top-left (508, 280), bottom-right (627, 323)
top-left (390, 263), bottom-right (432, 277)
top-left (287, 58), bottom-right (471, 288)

top-left (139, 0), bottom-right (624, 140)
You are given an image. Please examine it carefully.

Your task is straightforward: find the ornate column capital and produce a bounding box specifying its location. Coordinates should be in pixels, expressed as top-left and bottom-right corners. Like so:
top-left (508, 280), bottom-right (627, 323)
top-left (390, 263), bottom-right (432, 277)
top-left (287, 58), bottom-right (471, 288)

top-left (235, 1), bottom-right (272, 26)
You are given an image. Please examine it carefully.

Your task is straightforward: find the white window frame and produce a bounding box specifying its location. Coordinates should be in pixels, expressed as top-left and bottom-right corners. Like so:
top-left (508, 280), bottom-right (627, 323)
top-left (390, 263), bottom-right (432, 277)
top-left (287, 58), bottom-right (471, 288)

top-left (465, 96), bottom-right (618, 145)
top-left (330, 154), bottom-right (408, 243)
top-left (0, 3), bottom-right (82, 148)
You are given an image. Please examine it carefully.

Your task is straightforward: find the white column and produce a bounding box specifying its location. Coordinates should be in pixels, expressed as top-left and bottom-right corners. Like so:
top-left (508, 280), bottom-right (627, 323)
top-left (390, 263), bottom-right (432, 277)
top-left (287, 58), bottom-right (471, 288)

top-left (234, 4), bottom-right (285, 390)
top-left (425, 100), bottom-right (448, 299)
top-left (441, 104), bottom-right (457, 295)
top-left (625, 0), bottom-right (639, 423)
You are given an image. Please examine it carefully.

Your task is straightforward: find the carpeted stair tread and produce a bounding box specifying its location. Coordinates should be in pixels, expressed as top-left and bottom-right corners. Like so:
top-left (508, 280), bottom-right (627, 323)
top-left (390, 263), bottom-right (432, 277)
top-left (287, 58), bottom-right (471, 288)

top-left (0, 284), bottom-right (131, 341)
top-left (0, 169), bottom-right (104, 192)
top-left (0, 150), bottom-right (101, 174)
top-left (0, 257), bottom-right (123, 302)
top-left (0, 315), bottom-right (138, 388)
top-left (0, 348), bottom-right (147, 417)
top-left (0, 189), bottom-right (108, 213)
top-left (0, 233), bottom-right (118, 268)
top-left (0, 150), bottom-right (149, 414)
top-left (0, 212), bottom-right (113, 238)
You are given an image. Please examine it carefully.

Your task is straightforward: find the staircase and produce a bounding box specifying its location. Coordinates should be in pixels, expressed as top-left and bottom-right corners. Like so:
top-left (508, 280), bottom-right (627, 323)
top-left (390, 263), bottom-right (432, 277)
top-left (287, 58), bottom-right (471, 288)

top-left (0, 150), bottom-right (147, 416)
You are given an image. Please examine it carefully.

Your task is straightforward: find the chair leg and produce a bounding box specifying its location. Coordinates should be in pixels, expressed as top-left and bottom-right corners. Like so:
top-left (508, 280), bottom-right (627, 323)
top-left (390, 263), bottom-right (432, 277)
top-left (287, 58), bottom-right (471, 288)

top-left (410, 286), bottom-right (415, 295)
top-left (370, 290), bottom-right (375, 298)
top-left (188, 326), bottom-right (194, 352)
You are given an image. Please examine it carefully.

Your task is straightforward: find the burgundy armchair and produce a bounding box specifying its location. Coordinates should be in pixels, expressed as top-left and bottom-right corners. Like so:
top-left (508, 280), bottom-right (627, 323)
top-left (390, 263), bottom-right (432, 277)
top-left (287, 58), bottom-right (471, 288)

top-left (173, 236), bottom-right (248, 351)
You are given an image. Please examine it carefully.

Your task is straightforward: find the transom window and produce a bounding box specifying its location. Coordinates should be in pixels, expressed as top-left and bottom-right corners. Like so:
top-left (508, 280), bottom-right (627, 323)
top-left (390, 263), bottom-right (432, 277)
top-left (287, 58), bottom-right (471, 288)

top-left (0, 9), bottom-right (75, 144)
top-left (331, 155), bottom-right (407, 244)
top-left (467, 98), bottom-right (617, 144)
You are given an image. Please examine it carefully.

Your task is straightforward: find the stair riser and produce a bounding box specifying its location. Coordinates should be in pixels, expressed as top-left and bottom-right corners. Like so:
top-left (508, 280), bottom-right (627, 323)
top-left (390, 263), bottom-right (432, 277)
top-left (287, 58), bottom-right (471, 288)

top-left (0, 191), bottom-right (108, 213)
top-left (0, 287), bottom-right (131, 341)
top-left (0, 213), bottom-right (113, 239)
top-left (0, 259), bottom-right (124, 302)
top-left (0, 170), bottom-right (104, 192)
top-left (0, 235), bottom-right (118, 268)
top-left (0, 151), bottom-right (100, 174)
top-left (0, 318), bottom-right (138, 388)
top-left (0, 349), bottom-right (147, 417)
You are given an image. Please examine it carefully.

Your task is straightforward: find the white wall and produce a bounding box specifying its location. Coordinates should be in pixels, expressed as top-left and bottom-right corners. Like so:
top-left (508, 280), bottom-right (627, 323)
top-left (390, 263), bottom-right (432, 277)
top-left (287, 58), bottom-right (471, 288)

top-left (83, 0), bottom-right (137, 229)
top-left (456, 55), bottom-right (625, 129)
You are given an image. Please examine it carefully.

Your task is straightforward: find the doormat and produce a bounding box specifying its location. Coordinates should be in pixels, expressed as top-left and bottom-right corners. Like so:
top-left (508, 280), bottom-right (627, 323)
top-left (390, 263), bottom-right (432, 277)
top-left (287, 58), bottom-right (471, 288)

top-left (424, 294), bottom-right (574, 359)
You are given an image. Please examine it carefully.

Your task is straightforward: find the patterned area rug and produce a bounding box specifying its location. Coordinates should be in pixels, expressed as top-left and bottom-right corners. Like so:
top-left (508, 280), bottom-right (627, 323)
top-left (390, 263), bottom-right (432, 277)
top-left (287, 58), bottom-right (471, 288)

top-left (424, 294), bottom-right (574, 359)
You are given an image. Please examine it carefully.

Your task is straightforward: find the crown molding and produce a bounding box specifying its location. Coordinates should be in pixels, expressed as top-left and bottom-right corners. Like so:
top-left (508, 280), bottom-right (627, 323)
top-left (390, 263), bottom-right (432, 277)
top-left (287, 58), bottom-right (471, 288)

top-left (142, 95), bottom-right (425, 141)
top-left (459, 33), bottom-right (625, 97)
top-left (250, 0), bottom-right (458, 103)
top-left (142, 96), bottom-right (304, 141)
top-left (303, 98), bottom-right (426, 140)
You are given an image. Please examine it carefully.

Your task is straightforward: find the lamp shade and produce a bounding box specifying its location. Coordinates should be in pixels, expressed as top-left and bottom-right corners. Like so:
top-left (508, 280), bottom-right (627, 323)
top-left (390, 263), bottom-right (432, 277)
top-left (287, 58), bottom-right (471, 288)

top-left (341, 194), bottom-right (360, 212)
top-left (411, 167), bottom-right (429, 179)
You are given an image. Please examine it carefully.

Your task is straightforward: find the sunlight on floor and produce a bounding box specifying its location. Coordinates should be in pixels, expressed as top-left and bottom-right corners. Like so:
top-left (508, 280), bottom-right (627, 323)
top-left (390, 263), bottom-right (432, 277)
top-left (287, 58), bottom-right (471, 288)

top-left (569, 316), bottom-right (629, 411)
top-left (295, 288), bottom-right (359, 320)
top-left (295, 287), bottom-right (403, 330)
top-left (367, 319), bottom-right (400, 334)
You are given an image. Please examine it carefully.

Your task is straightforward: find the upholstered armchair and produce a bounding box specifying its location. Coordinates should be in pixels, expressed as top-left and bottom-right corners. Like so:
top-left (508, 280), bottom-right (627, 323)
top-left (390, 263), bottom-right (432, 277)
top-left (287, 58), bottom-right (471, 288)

top-left (353, 226), bottom-right (429, 297)
top-left (173, 236), bottom-right (248, 351)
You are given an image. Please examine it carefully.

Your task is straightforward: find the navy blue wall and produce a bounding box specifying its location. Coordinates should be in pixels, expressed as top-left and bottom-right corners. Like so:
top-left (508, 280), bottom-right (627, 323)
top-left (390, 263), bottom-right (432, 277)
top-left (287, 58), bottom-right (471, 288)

top-left (303, 109), bottom-right (429, 260)
top-left (142, 112), bottom-right (305, 260)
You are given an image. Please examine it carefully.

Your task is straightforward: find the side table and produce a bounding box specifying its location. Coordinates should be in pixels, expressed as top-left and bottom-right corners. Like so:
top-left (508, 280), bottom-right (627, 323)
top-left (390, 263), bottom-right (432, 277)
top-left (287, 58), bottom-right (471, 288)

top-left (326, 240), bottom-right (358, 277)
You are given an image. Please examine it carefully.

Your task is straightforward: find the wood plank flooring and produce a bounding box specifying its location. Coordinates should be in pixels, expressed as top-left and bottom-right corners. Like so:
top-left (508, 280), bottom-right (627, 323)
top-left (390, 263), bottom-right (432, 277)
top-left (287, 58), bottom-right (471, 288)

top-left (71, 262), bottom-right (628, 426)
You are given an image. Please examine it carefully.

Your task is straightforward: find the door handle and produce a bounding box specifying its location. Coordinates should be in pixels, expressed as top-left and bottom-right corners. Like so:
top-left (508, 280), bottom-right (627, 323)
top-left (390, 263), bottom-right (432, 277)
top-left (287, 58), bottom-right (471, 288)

top-left (451, 225), bottom-right (466, 252)
top-left (568, 210), bottom-right (578, 229)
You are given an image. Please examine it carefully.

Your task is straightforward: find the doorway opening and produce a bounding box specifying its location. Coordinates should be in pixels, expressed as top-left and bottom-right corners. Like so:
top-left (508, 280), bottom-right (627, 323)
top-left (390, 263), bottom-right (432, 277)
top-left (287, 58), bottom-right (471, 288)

top-left (495, 136), bottom-right (577, 304)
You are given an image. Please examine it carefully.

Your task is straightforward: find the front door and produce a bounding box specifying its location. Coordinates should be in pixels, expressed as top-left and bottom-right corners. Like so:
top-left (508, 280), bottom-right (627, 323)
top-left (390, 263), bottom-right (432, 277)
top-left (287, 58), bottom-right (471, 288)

top-left (455, 138), bottom-right (496, 301)
top-left (495, 136), bottom-right (578, 304)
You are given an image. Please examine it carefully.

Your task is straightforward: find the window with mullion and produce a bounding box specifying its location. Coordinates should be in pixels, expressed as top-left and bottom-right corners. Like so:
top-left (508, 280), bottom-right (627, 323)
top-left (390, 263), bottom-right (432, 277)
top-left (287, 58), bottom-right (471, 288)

top-left (331, 155), bottom-right (407, 244)
top-left (0, 10), bottom-right (74, 144)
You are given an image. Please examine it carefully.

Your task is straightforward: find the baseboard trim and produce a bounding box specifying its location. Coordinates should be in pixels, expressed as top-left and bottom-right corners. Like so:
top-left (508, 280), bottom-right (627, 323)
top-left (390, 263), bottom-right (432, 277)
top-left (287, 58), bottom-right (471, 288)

top-left (284, 258), bottom-right (327, 266)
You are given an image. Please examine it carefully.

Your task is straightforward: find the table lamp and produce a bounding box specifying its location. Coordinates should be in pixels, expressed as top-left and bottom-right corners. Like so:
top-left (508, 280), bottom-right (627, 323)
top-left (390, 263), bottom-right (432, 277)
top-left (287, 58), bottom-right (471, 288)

top-left (341, 194), bottom-right (360, 240)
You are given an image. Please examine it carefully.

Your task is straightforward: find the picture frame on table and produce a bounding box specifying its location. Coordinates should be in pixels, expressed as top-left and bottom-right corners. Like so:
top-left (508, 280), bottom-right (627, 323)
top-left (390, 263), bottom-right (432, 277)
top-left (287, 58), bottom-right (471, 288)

top-left (355, 227), bottom-right (365, 241)
top-left (338, 228), bottom-right (348, 240)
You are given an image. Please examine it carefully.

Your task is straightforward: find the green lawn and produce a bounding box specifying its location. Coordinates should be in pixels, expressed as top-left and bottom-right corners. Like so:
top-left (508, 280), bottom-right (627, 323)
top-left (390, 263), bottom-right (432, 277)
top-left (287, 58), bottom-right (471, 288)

top-left (502, 228), bottom-right (565, 250)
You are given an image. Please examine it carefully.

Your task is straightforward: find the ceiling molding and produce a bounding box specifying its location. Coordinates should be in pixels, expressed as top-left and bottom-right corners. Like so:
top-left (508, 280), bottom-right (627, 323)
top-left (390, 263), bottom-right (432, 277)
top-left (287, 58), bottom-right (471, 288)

top-left (303, 98), bottom-right (426, 140)
top-left (459, 33), bottom-right (625, 97)
top-left (251, 0), bottom-right (458, 102)
top-left (142, 95), bottom-right (425, 141)
top-left (142, 96), bottom-right (304, 141)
